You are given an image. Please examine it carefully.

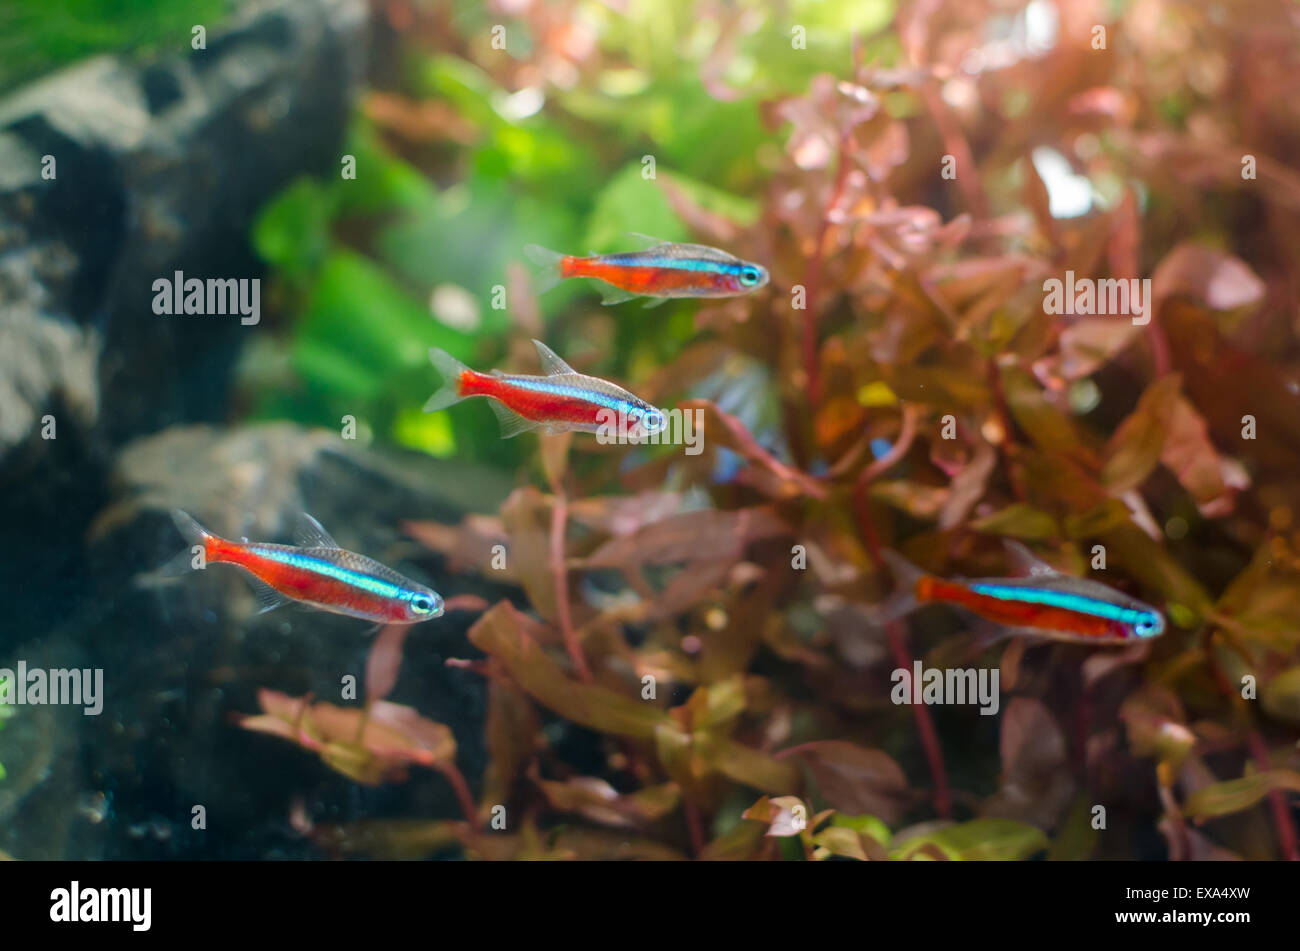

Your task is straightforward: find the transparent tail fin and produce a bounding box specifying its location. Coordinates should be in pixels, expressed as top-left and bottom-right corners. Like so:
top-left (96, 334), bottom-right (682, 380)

top-left (424, 348), bottom-right (470, 413)
top-left (871, 549), bottom-right (926, 624)
top-left (523, 244), bottom-right (567, 295)
top-left (144, 509), bottom-right (217, 581)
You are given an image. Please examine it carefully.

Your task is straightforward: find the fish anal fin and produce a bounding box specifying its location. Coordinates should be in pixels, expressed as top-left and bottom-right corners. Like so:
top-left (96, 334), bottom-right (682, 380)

top-left (248, 575), bottom-right (293, 614)
top-left (596, 282), bottom-right (638, 306)
top-left (641, 296), bottom-right (669, 309)
top-left (293, 513), bottom-right (341, 549)
top-left (489, 399), bottom-right (540, 439)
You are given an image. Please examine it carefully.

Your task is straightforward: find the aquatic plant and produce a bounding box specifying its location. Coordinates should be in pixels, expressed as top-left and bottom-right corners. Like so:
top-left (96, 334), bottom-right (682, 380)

top-left (239, 0), bottom-right (1300, 860)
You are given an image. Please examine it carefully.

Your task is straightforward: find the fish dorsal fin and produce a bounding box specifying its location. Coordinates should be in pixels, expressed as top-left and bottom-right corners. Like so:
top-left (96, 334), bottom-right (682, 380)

top-left (626, 231), bottom-right (673, 248)
top-left (489, 399), bottom-right (540, 438)
top-left (294, 513), bottom-right (341, 550)
top-left (532, 339), bottom-right (576, 376)
top-left (1003, 540), bottom-right (1061, 578)
top-left (673, 242), bottom-right (740, 261)
top-left (628, 237), bottom-right (741, 264)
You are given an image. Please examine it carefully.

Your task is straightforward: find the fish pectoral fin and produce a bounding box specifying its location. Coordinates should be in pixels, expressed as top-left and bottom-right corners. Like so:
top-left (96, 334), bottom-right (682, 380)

top-left (595, 282), bottom-right (639, 306)
top-left (531, 339), bottom-right (577, 376)
top-left (293, 513), bottom-right (342, 550)
top-left (247, 576), bottom-right (293, 614)
top-left (488, 399), bottom-right (540, 439)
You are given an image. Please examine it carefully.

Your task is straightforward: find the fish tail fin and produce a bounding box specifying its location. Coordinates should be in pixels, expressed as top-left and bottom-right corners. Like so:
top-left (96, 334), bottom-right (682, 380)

top-left (523, 244), bottom-right (568, 294)
top-left (171, 509), bottom-right (215, 548)
top-left (152, 509), bottom-right (221, 577)
top-left (871, 549), bottom-right (929, 624)
top-left (424, 348), bottom-right (470, 413)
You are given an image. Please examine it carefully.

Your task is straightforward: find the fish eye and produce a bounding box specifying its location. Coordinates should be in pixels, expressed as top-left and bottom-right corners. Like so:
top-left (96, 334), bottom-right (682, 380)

top-left (643, 409), bottom-right (666, 433)
top-left (411, 594), bottom-right (441, 616)
top-left (739, 266), bottom-right (762, 286)
top-left (1134, 612), bottom-right (1163, 637)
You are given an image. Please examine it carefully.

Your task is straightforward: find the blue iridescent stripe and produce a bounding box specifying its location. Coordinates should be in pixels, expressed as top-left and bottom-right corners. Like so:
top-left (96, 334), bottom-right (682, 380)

top-left (606, 255), bottom-right (741, 274)
top-left (500, 378), bottom-right (633, 413)
top-left (968, 583), bottom-right (1143, 624)
top-left (251, 547), bottom-right (404, 599)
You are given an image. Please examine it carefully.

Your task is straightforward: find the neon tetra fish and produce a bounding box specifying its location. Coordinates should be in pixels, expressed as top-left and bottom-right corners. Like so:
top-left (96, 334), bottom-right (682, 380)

top-left (169, 510), bottom-right (444, 624)
top-left (424, 339), bottom-right (668, 439)
top-left (525, 235), bottom-right (769, 306)
top-left (877, 543), bottom-right (1165, 645)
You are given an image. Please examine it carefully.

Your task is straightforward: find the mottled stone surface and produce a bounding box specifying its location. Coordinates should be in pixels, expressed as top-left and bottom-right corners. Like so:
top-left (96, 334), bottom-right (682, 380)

top-left (0, 0), bottom-right (367, 607)
top-left (8, 422), bottom-right (513, 859)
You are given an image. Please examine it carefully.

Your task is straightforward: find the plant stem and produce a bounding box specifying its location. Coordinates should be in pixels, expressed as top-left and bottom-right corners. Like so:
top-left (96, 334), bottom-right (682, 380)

top-left (800, 132), bottom-right (853, 406)
top-left (1247, 729), bottom-right (1299, 861)
top-left (550, 489), bottom-right (592, 683)
top-left (437, 761), bottom-right (480, 831)
top-left (683, 795), bottom-right (706, 858)
top-left (851, 490), bottom-right (952, 818)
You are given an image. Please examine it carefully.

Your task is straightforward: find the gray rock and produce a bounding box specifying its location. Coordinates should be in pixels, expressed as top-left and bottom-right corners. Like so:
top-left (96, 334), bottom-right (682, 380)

top-left (0, 0), bottom-right (368, 608)
top-left (53, 422), bottom-right (514, 860)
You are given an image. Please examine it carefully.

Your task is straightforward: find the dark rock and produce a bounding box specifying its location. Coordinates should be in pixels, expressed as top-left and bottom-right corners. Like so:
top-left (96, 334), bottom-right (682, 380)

top-left (49, 421), bottom-right (514, 860)
top-left (0, 0), bottom-right (368, 614)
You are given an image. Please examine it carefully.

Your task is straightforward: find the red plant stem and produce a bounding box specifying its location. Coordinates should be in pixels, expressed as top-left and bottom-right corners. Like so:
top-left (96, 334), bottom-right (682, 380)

top-left (1158, 782), bottom-right (1190, 861)
top-left (680, 399), bottom-right (829, 498)
top-left (1073, 678), bottom-right (1092, 786)
top-left (683, 796), bottom-right (706, 858)
top-left (884, 622), bottom-right (952, 818)
top-left (985, 358), bottom-right (1028, 502)
top-left (1205, 635), bottom-right (1298, 860)
top-left (800, 134), bottom-right (854, 406)
top-left (851, 488), bottom-right (952, 819)
top-left (550, 489), bottom-right (592, 683)
top-left (845, 403), bottom-right (920, 486)
top-left (1247, 729), bottom-right (1299, 861)
top-left (1147, 310), bottom-right (1173, 377)
top-left (436, 761), bottom-right (480, 831)
top-left (919, 82), bottom-right (988, 220)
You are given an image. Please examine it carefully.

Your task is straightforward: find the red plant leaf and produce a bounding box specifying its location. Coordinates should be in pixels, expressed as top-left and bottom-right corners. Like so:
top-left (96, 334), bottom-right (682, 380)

top-left (782, 740), bottom-right (908, 824)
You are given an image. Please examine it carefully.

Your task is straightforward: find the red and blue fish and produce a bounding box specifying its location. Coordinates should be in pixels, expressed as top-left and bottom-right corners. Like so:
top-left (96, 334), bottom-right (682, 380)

top-left (169, 510), bottom-right (443, 624)
top-left (424, 339), bottom-right (668, 439)
top-left (525, 236), bottom-right (769, 306)
top-left (878, 543), bottom-right (1166, 645)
